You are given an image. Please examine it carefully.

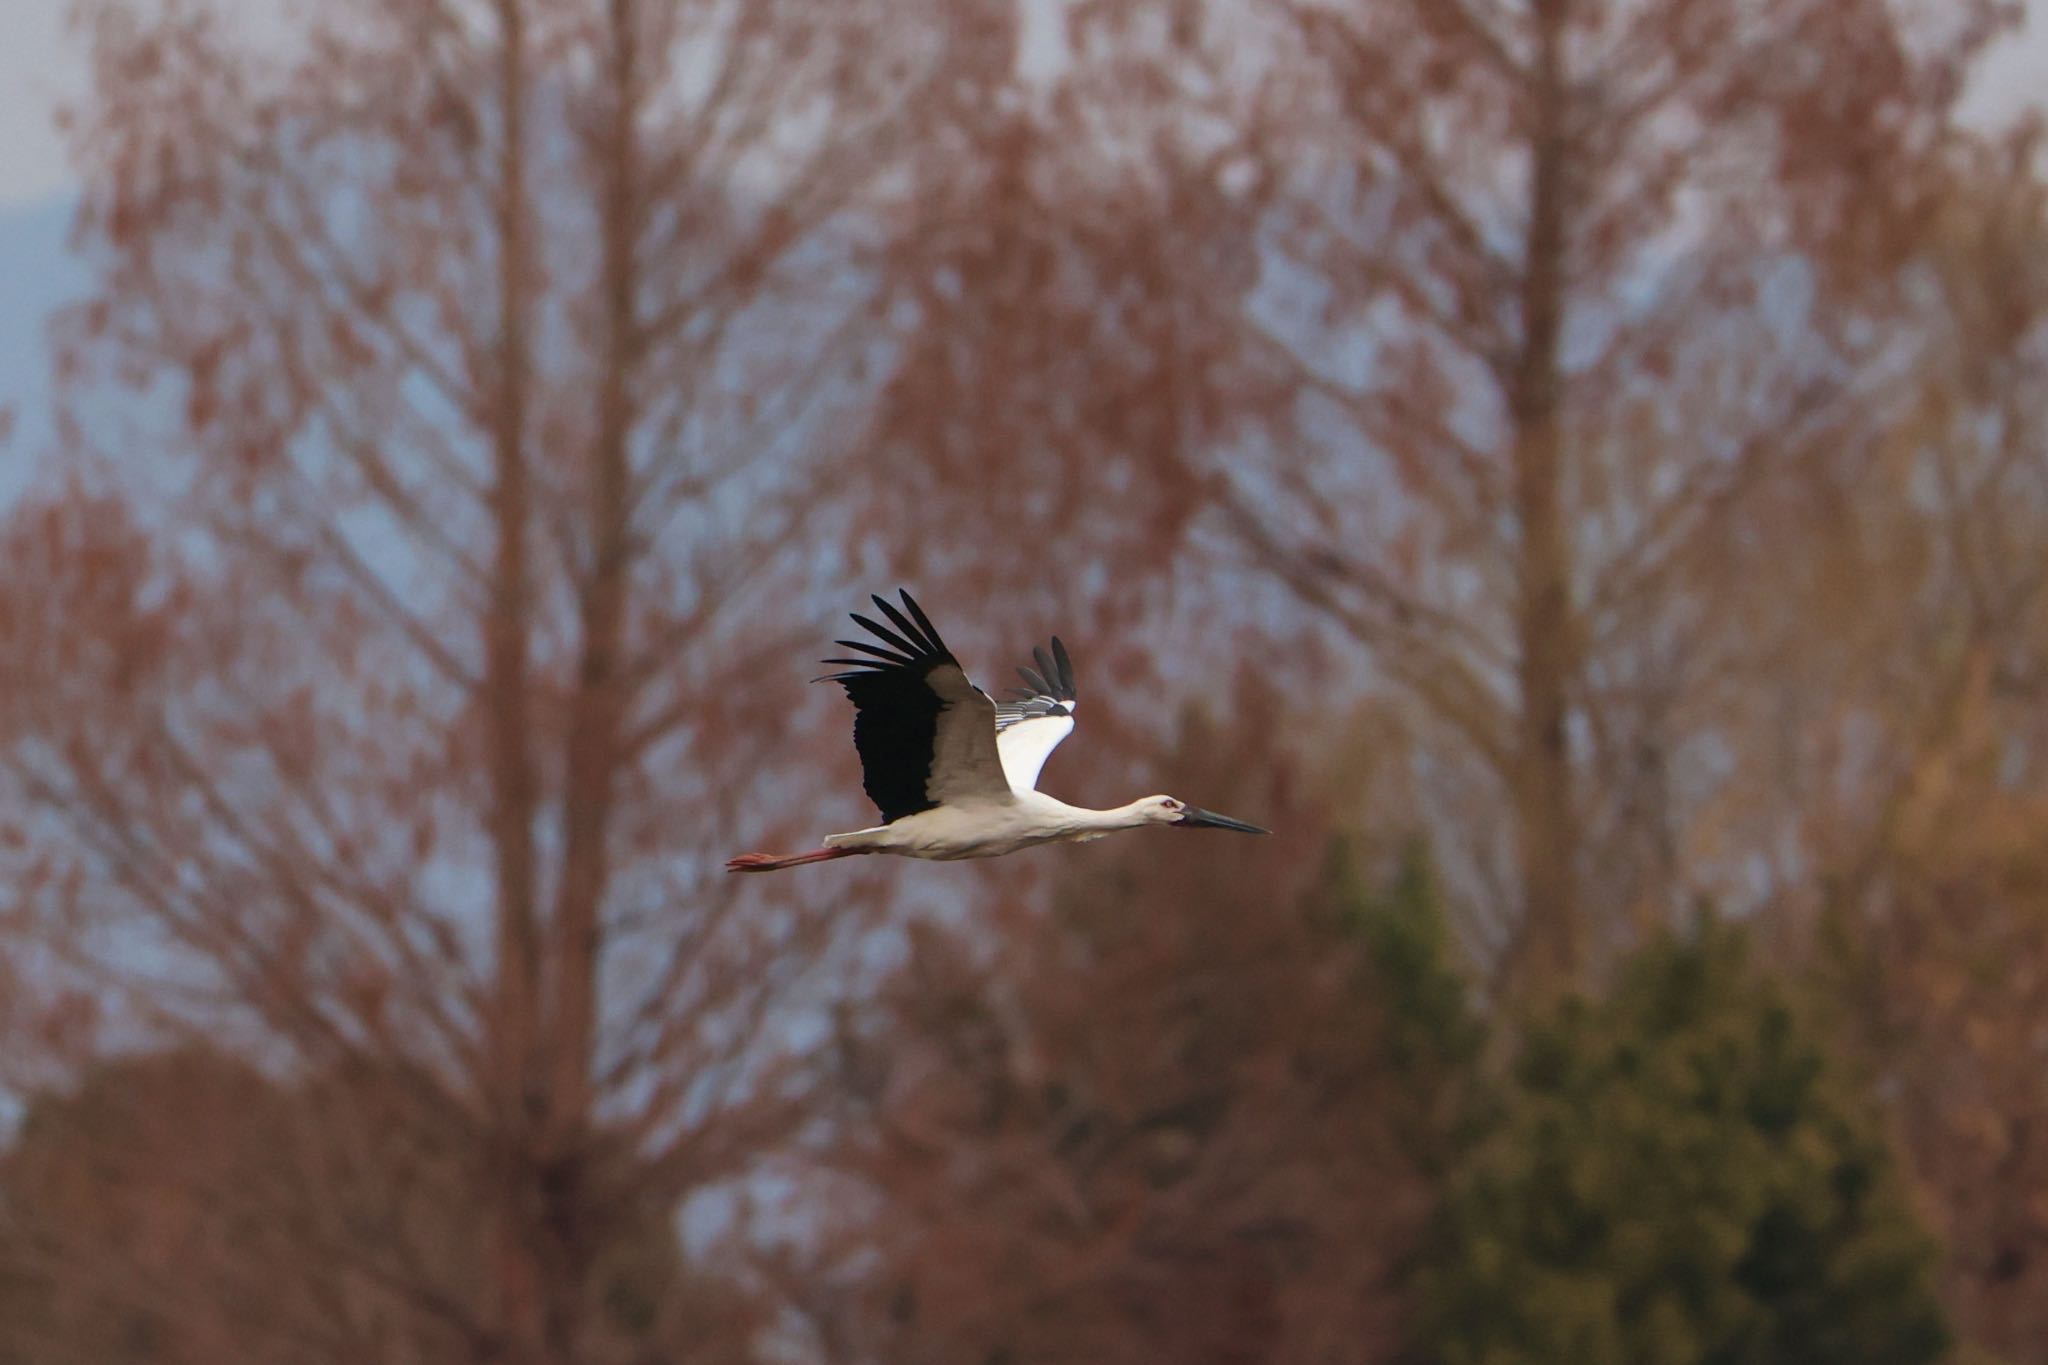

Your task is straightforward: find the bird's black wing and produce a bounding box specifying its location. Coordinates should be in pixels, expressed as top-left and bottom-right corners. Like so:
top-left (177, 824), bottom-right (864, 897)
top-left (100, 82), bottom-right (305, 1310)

top-left (818, 590), bottom-right (1006, 822)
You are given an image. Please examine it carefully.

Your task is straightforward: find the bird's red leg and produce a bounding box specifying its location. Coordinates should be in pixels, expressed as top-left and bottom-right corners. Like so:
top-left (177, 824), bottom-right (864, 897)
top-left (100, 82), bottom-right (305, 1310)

top-left (725, 847), bottom-right (860, 873)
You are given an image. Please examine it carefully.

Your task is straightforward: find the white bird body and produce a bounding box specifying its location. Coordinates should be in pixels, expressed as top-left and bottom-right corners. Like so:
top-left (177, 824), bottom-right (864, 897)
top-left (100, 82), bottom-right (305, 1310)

top-left (727, 590), bottom-right (1267, 873)
top-left (824, 793), bottom-right (1173, 860)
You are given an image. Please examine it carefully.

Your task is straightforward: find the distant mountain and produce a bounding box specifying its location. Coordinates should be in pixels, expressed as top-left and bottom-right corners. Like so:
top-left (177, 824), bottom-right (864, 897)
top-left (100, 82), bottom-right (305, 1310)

top-left (0, 195), bottom-right (87, 505)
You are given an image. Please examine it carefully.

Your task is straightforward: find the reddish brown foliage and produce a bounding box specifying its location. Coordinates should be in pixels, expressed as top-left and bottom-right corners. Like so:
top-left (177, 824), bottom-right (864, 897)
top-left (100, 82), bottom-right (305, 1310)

top-left (4, 1), bottom-right (1007, 1362)
top-left (0, 1047), bottom-right (761, 1365)
top-left (864, 0), bottom-right (2014, 1004)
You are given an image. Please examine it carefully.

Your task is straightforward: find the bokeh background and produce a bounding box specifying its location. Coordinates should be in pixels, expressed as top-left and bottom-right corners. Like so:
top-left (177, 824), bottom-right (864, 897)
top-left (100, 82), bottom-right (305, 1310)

top-left (2, 1), bottom-right (2047, 1362)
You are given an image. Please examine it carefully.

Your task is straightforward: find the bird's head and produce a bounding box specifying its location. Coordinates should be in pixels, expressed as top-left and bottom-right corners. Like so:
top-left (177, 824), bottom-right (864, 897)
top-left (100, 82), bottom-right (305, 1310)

top-left (1141, 795), bottom-right (1269, 834)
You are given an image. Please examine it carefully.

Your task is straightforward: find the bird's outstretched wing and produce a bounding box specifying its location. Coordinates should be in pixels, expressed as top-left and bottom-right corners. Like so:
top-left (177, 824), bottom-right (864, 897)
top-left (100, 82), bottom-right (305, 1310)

top-left (819, 590), bottom-right (1007, 822)
top-left (994, 636), bottom-right (1077, 794)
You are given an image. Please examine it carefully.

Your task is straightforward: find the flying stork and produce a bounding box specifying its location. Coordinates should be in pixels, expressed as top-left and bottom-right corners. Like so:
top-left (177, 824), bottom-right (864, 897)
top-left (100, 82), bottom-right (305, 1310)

top-left (726, 590), bottom-right (1268, 872)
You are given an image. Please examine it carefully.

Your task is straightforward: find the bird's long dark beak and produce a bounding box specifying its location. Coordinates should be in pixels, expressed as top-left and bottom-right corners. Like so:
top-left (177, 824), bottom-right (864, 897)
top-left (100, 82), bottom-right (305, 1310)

top-left (1173, 806), bottom-right (1270, 834)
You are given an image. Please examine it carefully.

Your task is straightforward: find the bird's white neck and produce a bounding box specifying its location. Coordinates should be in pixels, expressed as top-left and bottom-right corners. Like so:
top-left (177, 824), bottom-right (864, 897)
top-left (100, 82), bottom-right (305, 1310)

top-left (1036, 795), bottom-right (1170, 840)
top-left (1095, 799), bottom-right (1158, 829)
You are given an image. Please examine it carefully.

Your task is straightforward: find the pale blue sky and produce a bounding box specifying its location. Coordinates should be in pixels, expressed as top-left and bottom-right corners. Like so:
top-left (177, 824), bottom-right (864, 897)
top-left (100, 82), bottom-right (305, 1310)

top-left (2, 0), bottom-right (303, 208)
top-left (0, 0), bottom-right (79, 208)
top-left (4, 0), bottom-right (2045, 209)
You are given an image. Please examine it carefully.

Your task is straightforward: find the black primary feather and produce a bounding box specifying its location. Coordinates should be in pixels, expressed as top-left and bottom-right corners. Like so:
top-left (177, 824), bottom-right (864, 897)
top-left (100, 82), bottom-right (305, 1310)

top-left (1005, 634), bottom-right (1078, 704)
top-left (818, 589), bottom-right (960, 823)
top-left (996, 634), bottom-right (1078, 732)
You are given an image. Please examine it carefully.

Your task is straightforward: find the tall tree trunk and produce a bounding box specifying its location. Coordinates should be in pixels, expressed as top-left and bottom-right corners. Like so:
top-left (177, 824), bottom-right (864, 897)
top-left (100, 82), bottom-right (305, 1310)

top-left (542, 0), bottom-right (644, 1355)
top-left (1504, 0), bottom-right (1580, 1001)
top-left (484, 1), bottom-right (548, 1359)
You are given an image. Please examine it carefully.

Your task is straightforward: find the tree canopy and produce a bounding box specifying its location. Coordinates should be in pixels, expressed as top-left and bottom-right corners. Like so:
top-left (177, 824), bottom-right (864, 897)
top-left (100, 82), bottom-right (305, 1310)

top-left (1415, 920), bottom-right (1950, 1365)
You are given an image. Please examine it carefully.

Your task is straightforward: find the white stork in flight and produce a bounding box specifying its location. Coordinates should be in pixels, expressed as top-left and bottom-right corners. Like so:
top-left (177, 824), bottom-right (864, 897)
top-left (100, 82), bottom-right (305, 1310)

top-left (726, 590), bottom-right (1268, 872)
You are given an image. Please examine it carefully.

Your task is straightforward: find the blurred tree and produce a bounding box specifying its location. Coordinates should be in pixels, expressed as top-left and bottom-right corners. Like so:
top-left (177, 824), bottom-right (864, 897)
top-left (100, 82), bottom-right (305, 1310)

top-left (1413, 918), bottom-right (1949, 1365)
top-left (0, 1047), bottom-right (758, 1365)
top-left (0, 1050), bottom-right (287, 1365)
top-left (0, 0), bottom-right (1005, 1361)
top-left (1822, 796), bottom-right (2048, 1362)
top-left (783, 693), bottom-right (1485, 1365)
top-left (865, 0), bottom-right (2016, 1001)
top-left (859, 83), bottom-right (1258, 636)
top-left (1683, 127), bottom-right (2048, 947)
top-left (1703, 129), bottom-right (2048, 1359)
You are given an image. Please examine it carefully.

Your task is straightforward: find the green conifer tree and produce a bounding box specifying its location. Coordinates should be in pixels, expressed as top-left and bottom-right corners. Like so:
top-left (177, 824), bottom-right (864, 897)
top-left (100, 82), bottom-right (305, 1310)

top-left (1412, 918), bottom-right (1949, 1365)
